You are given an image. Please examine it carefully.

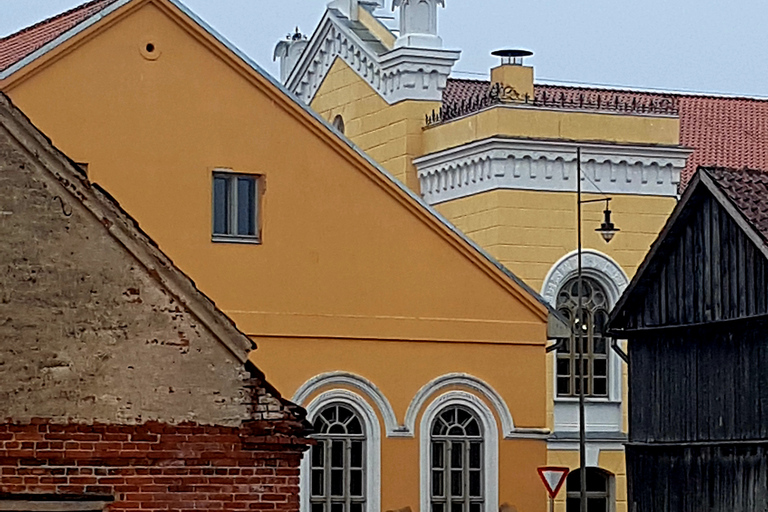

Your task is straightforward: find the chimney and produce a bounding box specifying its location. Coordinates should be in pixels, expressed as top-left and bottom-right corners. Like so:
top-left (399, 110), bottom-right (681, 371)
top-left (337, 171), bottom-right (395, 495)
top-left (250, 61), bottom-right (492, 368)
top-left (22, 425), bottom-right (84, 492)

top-left (392, 0), bottom-right (446, 49)
top-left (273, 28), bottom-right (309, 84)
top-left (490, 49), bottom-right (534, 100)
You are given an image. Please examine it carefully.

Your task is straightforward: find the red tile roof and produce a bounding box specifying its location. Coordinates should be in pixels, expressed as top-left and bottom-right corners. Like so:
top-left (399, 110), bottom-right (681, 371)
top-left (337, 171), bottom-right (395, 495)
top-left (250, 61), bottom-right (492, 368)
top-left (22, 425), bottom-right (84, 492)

top-left (443, 78), bottom-right (768, 189)
top-left (707, 167), bottom-right (768, 242)
top-left (0, 0), bottom-right (118, 72)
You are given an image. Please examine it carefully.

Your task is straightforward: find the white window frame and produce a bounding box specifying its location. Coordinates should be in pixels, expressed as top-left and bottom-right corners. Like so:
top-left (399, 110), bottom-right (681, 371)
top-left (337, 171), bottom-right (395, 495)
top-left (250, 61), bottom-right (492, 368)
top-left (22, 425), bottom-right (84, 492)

top-left (211, 169), bottom-right (260, 244)
top-left (301, 390), bottom-right (381, 512)
top-left (420, 391), bottom-right (498, 512)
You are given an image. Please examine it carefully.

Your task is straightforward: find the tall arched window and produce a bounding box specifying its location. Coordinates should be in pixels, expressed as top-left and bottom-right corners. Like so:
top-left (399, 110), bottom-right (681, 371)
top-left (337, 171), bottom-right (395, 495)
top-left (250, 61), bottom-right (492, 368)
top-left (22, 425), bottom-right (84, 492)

top-left (555, 276), bottom-right (610, 397)
top-left (565, 468), bottom-right (612, 512)
top-left (430, 406), bottom-right (484, 512)
top-left (310, 404), bottom-right (366, 512)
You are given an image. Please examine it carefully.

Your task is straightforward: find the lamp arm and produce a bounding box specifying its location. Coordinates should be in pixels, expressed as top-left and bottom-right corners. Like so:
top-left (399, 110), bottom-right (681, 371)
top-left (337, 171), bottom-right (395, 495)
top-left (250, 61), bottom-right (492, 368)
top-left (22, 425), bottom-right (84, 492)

top-left (546, 338), bottom-right (566, 353)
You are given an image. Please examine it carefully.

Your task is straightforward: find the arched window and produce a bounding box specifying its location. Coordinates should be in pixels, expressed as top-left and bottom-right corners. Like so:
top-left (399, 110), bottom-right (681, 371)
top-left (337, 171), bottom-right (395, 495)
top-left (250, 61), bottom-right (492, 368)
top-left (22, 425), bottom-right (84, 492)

top-left (565, 468), bottom-right (612, 512)
top-left (332, 115), bottom-right (345, 135)
top-left (430, 406), bottom-right (484, 512)
top-left (310, 404), bottom-right (366, 512)
top-left (555, 276), bottom-right (610, 397)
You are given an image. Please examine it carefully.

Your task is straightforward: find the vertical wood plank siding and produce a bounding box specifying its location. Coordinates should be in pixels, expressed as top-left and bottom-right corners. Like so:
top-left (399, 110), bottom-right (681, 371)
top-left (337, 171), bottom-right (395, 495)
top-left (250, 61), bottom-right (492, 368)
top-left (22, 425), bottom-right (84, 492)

top-left (614, 192), bottom-right (768, 330)
top-left (626, 444), bottom-right (768, 512)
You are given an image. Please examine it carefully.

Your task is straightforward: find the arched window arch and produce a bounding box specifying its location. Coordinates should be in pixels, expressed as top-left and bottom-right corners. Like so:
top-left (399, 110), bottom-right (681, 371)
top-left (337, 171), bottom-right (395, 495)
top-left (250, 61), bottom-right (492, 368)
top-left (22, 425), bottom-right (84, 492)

top-left (332, 115), bottom-right (345, 135)
top-left (301, 390), bottom-right (381, 512)
top-left (430, 406), bottom-right (484, 512)
top-left (555, 276), bottom-right (610, 398)
top-left (565, 468), bottom-right (613, 512)
top-left (420, 392), bottom-right (498, 512)
top-left (310, 404), bottom-right (366, 512)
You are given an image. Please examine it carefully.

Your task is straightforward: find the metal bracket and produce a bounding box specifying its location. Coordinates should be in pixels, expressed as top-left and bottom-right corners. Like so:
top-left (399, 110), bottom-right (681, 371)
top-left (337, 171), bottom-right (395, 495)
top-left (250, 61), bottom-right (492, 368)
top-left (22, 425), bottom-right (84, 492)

top-left (611, 338), bottom-right (629, 364)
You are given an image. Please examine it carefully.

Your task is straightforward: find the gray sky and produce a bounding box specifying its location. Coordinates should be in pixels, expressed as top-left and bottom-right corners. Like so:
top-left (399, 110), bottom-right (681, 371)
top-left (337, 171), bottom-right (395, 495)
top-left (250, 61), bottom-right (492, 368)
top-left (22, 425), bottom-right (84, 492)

top-left (2, 0), bottom-right (768, 97)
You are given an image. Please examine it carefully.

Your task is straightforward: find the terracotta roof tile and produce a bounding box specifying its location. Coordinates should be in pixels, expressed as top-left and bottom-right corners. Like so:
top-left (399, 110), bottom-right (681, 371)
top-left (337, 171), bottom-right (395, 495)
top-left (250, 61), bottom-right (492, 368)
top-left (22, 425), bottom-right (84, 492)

top-left (0, 0), bottom-right (118, 72)
top-left (707, 167), bottom-right (768, 243)
top-left (443, 78), bottom-right (768, 190)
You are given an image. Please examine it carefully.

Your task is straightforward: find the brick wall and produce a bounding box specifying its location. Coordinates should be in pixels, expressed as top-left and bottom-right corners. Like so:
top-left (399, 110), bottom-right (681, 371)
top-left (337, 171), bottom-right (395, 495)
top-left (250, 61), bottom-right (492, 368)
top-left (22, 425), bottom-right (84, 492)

top-left (0, 419), bottom-right (305, 512)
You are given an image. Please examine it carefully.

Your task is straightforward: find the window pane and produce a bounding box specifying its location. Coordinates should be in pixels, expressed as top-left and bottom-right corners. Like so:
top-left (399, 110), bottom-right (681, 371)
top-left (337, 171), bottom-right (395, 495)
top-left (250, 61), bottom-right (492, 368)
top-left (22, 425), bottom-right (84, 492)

top-left (311, 469), bottom-right (324, 497)
top-left (331, 503), bottom-right (344, 512)
top-left (432, 470), bottom-right (444, 497)
top-left (432, 504), bottom-right (444, 512)
top-left (465, 419), bottom-right (480, 437)
top-left (594, 336), bottom-right (607, 354)
top-left (470, 503), bottom-right (482, 512)
top-left (347, 417), bottom-right (362, 434)
top-left (451, 502), bottom-right (463, 512)
top-left (331, 469), bottom-right (344, 496)
top-left (351, 441), bottom-right (363, 468)
top-left (594, 359), bottom-right (607, 377)
top-left (469, 471), bottom-right (481, 497)
top-left (331, 441), bottom-right (344, 468)
top-left (237, 177), bottom-right (256, 236)
top-left (451, 442), bottom-right (463, 468)
top-left (451, 470), bottom-right (463, 497)
top-left (593, 378), bottom-right (607, 396)
top-left (588, 498), bottom-right (607, 511)
top-left (213, 176), bottom-right (229, 234)
top-left (469, 443), bottom-right (481, 469)
top-left (351, 504), bottom-right (363, 512)
top-left (557, 377), bottom-right (570, 395)
top-left (432, 442), bottom-right (445, 468)
top-left (586, 469), bottom-right (608, 492)
top-left (557, 358), bottom-right (570, 376)
top-left (312, 504), bottom-right (324, 512)
top-left (566, 497), bottom-right (580, 512)
top-left (312, 443), bottom-right (325, 468)
top-left (350, 470), bottom-right (363, 497)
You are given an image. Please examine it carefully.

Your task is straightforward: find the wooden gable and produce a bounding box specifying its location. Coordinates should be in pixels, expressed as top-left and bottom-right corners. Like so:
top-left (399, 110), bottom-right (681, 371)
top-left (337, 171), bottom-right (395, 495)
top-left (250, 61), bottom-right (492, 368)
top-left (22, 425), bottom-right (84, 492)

top-left (610, 169), bottom-right (768, 333)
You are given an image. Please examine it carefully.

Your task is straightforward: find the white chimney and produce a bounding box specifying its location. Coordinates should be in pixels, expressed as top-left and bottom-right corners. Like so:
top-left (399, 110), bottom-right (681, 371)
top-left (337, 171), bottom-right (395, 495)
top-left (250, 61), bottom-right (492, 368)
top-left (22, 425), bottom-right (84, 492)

top-left (392, 0), bottom-right (445, 49)
top-left (273, 28), bottom-right (309, 84)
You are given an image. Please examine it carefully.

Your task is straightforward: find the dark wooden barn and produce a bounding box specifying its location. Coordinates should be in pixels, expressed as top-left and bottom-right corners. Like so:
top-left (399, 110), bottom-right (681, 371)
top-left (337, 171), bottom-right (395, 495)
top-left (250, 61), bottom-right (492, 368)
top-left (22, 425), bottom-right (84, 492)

top-left (608, 167), bottom-right (768, 512)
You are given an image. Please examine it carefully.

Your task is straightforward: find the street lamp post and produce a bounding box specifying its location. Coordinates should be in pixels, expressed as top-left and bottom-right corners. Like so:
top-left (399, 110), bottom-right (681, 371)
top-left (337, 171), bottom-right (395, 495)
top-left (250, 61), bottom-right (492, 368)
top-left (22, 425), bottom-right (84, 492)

top-left (575, 147), bottom-right (619, 512)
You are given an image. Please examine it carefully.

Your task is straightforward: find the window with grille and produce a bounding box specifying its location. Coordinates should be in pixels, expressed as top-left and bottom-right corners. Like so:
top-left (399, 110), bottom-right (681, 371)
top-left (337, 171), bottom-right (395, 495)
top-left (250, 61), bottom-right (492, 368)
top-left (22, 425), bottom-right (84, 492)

top-left (555, 276), bottom-right (610, 398)
top-left (430, 406), bottom-right (484, 512)
top-left (565, 468), bottom-right (611, 512)
top-left (310, 404), bottom-right (366, 512)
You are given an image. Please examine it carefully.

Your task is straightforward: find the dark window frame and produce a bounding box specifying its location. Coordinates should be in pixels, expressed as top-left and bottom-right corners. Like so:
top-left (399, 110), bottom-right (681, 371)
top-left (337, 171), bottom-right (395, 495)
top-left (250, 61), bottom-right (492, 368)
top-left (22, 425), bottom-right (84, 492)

top-left (212, 170), bottom-right (261, 244)
top-left (555, 276), bottom-right (611, 398)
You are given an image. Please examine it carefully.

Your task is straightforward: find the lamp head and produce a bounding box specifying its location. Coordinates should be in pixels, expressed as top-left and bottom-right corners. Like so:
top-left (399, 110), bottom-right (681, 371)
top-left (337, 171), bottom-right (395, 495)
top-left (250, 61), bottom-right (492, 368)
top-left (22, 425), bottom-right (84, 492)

top-left (596, 201), bottom-right (619, 243)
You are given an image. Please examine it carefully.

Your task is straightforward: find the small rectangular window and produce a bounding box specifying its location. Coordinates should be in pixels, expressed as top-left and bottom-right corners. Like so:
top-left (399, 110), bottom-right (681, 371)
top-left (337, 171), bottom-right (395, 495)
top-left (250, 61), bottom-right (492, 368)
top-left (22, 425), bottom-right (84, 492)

top-left (212, 171), bottom-right (260, 243)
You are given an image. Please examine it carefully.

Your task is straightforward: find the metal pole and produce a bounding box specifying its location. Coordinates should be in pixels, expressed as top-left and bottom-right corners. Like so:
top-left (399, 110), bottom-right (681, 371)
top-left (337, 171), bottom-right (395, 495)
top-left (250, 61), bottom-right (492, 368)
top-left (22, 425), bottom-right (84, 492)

top-left (577, 147), bottom-right (587, 512)
top-left (550, 496), bottom-right (555, 512)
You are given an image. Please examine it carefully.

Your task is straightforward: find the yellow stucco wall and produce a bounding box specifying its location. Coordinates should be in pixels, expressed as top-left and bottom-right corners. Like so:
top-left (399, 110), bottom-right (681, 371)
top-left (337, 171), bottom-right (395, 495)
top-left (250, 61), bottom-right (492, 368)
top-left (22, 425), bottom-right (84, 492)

top-left (434, 189), bottom-right (676, 291)
top-left (1, 1), bottom-right (551, 511)
top-left (311, 57), bottom-right (439, 192)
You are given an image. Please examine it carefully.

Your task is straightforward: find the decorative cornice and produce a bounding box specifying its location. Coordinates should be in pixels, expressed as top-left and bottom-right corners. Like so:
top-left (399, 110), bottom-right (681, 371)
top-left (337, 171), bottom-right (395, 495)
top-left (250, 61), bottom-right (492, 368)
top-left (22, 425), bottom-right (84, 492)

top-left (415, 137), bottom-right (693, 204)
top-left (285, 9), bottom-right (459, 105)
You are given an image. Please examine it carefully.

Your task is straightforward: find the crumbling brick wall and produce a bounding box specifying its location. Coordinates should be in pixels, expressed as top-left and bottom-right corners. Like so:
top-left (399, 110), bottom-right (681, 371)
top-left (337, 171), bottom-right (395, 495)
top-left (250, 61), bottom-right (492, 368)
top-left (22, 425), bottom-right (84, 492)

top-left (0, 420), bottom-right (302, 511)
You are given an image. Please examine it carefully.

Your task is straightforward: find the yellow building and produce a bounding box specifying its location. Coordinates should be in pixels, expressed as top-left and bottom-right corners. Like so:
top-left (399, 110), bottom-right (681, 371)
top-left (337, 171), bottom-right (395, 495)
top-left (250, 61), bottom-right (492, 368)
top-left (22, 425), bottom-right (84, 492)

top-left (276, 2), bottom-right (692, 511)
top-left (0, 1), bottom-right (568, 512)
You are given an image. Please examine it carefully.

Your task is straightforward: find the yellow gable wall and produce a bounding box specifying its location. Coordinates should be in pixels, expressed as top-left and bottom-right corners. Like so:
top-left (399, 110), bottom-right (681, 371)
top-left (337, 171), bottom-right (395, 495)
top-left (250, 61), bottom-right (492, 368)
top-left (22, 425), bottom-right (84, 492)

top-left (310, 57), bottom-right (439, 192)
top-left (2, 2), bottom-right (552, 511)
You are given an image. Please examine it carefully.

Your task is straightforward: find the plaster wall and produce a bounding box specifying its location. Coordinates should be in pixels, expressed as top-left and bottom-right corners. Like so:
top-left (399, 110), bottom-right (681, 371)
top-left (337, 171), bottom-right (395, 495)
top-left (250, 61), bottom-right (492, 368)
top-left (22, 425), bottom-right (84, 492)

top-left (311, 56), bottom-right (438, 192)
top-left (254, 336), bottom-right (549, 512)
top-left (0, 116), bottom-right (253, 427)
top-left (435, 189), bottom-right (677, 292)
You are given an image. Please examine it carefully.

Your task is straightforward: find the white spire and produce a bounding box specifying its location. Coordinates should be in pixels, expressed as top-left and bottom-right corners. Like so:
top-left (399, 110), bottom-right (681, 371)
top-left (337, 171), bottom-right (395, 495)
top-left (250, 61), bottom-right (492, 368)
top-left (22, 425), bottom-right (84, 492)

top-left (392, 0), bottom-right (446, 48)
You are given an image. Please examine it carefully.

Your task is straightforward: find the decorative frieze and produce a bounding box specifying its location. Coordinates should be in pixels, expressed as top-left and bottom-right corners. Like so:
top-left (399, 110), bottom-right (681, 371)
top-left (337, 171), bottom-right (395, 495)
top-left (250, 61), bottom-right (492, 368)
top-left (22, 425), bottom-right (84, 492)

top-left (285, 9), bottom-right (459, 105)
top-left (415, 137), bottom-right (693, 203)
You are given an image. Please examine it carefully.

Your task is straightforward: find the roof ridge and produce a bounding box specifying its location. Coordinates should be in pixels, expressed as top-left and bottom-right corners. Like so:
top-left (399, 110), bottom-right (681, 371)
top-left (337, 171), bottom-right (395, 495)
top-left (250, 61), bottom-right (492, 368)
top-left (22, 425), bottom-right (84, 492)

top-left (0, 0), bottom-right (116, 42)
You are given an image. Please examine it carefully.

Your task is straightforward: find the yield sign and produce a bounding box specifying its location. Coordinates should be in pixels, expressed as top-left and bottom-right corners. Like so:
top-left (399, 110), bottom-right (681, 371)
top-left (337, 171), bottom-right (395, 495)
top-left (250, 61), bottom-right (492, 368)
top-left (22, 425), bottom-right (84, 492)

top-left (537, 466), bottom-right (569, 499)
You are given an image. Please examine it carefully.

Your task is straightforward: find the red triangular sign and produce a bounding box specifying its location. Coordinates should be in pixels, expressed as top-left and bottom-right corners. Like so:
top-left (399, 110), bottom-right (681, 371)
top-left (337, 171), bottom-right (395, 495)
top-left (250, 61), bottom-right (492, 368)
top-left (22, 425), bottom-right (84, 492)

top-left (537, 466), bottom-right (570, 498)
